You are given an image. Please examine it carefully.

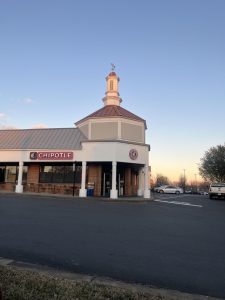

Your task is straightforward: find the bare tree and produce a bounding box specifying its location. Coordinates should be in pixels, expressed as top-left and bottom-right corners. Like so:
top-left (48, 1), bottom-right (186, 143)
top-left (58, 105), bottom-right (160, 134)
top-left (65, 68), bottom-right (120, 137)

top-left (155, 174), bottom-right (169, 186)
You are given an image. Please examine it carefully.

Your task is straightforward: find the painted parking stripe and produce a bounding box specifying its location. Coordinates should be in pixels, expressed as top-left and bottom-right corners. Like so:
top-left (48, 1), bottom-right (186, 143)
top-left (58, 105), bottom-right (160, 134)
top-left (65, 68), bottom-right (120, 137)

top-left (154, 199), bottom-right (202, 208)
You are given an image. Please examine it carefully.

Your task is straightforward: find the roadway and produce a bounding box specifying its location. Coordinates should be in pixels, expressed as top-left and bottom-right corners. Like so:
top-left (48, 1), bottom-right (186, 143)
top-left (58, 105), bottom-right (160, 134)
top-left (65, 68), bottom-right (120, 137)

top-left (0, 192), bottom-right (225, 298)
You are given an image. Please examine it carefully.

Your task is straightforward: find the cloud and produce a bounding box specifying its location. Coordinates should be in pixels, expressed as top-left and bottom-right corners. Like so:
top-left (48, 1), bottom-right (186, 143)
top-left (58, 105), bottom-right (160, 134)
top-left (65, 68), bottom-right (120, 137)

top-left (24, 98), bottom-right (33, 104)
top-left (0, 112), bottom-right (18, 129)
top-left (0, 112), bottom-right (7, 119)
top-left (32, 123), bottom-right (48, 129)
top-left (17, 97), bottom-right (33, 104)
top-left (0, 112), bottom-right (8, 126)
top-left (0, 124), bottom-right (18, 129)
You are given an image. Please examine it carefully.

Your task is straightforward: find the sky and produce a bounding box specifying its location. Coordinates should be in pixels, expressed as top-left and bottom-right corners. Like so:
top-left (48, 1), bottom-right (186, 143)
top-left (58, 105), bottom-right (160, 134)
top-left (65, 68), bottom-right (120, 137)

top-left (0, 0), bottom-right (225, 183)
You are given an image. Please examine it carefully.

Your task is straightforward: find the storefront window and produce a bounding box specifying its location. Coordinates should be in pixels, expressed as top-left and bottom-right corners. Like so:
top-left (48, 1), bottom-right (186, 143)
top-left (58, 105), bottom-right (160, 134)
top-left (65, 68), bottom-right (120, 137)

top-left (40, 166), bottom-right (53, 183)
top-left (64, 166), bottom-right (74, 183)
top-left (52, 166), bottom-right (65, 183)
top-left (22, 166), bottom-right (28, 183)
top-left (5, 166), bottom-right (17, 182)
top-left (0, 165), bottom-right (27, 184)
top-left (39, 165), bottom-right (81, 183)
top-left (74, 166), bottom-right (82, 184)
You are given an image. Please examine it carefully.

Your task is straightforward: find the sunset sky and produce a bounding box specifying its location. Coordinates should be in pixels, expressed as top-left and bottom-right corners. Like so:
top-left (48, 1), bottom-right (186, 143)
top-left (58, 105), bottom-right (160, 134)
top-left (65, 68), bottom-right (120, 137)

top-left (0, 0), bottom-right (224, 182)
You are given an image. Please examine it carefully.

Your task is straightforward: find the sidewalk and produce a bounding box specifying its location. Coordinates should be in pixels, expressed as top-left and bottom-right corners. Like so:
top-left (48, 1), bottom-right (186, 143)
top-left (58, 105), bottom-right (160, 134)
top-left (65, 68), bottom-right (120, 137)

top-left (0, 189), bottom-right (154, 202)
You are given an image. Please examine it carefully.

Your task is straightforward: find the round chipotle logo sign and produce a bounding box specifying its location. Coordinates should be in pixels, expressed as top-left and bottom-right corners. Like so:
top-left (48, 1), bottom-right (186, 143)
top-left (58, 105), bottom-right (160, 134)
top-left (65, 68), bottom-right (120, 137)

top-left (129, 149), bottom-right (138, 160)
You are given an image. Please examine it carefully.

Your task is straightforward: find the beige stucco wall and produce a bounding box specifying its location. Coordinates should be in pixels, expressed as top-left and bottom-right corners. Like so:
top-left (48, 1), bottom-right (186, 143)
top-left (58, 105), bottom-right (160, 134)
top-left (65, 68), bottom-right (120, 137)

top-left (79, 124), bottom-right (88, 137)
top-left (121, 122), bottom-right (144, 143)
top-left (91, 122), bottom-right (118, 140)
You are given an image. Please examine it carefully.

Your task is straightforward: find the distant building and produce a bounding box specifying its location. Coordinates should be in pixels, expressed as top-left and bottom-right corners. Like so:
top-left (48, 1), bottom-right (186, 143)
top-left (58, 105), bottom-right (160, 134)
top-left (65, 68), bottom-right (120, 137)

top-left (0, 71), bottom-right (151, 199)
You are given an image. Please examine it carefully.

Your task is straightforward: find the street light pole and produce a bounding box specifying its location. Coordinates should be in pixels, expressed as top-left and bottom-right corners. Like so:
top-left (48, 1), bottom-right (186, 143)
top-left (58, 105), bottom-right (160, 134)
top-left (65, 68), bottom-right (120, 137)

top-left (194, 173), bottom-right (197, 193)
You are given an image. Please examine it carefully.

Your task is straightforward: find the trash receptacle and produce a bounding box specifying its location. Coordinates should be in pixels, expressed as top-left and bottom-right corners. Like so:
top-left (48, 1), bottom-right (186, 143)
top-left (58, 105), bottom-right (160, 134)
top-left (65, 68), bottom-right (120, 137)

top-left (87, 182), bottom-right (95, 196)
top-left (90, 188), bottom-right (94, 196)
top-left (87, 187), bottom-right (94, 196)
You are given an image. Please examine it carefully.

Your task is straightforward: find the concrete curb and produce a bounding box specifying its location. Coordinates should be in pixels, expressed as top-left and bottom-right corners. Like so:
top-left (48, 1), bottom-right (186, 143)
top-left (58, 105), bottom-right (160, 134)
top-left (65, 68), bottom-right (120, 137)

top-left (0, 190), bottom-right (155, 202)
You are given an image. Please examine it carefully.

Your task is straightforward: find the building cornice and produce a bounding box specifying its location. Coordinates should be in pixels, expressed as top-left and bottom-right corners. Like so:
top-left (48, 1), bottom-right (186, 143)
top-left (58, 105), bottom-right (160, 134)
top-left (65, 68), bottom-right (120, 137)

top-left (81, 139), bottom-right (150, 151)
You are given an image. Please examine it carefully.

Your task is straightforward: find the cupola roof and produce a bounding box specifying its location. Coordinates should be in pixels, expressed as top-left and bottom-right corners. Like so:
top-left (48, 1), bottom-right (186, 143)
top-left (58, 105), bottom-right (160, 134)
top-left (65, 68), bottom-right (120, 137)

top-left (108, 71), bottom-right (117, 77)
top-left (75, 105), bottom-right (146, 128)
top-left (75, 68), bottom-right (147, 129)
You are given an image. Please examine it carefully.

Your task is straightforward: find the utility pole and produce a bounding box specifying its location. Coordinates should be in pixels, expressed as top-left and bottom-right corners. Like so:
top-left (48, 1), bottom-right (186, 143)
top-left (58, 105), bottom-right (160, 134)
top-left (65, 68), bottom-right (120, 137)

top-left (183, 169), bottom-right (186, 193)
top-left (73, 162), bottom-right (76, 197)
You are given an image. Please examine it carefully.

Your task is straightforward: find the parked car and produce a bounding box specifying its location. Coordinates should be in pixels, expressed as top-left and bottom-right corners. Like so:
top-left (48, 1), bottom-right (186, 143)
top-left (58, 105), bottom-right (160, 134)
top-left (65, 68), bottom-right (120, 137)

top-left (154, 185), bottom-right (168, 193)
top-left (198, 190), bottom-right (209, 196)
top-left (158, 185), bottom-right (183, 194)
top-left (184, 189), bottom-right (192, 194)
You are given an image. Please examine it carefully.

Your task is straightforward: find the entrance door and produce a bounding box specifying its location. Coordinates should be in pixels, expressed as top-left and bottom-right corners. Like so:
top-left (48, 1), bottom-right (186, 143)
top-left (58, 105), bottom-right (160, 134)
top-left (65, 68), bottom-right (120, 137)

top-left (102, 164), bottom-right (112, 197)
top-left (117, 165), bottom-right (125, 197)
top-left (102, 172), bottom-right (111, 197)
top-left (117, 173), bottom-right (124, 196)
top-left (101, 164), bottom-right (125, 197)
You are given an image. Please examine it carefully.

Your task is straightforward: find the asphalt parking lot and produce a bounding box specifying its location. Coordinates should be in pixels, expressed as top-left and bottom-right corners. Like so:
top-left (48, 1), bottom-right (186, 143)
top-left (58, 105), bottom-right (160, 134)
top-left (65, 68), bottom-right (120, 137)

top-left (0, 192), bottom-right (225, 299)
top-left (153, 192), bottom-right (207, 207)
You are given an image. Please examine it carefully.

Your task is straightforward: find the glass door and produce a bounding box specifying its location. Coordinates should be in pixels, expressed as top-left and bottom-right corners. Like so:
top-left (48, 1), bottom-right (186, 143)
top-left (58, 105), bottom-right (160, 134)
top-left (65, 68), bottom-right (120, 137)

top-left (102, 172), bottom-right (111, 197)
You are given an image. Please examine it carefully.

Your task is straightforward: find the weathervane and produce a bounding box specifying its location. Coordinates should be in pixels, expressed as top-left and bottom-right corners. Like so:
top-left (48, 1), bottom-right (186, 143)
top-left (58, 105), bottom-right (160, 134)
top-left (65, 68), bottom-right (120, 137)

top-left (111, 63), bottom-right (116, 71)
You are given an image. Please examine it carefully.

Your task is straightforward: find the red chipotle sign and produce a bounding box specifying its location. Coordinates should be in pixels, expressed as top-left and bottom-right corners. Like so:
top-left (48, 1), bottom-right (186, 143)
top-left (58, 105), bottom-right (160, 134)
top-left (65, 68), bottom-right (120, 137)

top-left (30, 151), bottom-right (73, 160)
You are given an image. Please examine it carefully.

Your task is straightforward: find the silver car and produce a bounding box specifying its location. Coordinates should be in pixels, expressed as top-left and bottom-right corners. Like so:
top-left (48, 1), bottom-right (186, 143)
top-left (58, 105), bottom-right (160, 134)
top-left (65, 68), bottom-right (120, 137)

top-left (159, 185), bottom-right (183, 194)
top-left (154, 185), bottom-right (168, 193)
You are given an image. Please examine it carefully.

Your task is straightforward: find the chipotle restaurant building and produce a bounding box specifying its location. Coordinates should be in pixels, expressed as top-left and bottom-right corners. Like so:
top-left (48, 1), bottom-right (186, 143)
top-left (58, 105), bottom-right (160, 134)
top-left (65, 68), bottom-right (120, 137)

top-left (0, 71), bottom-right (151, 199)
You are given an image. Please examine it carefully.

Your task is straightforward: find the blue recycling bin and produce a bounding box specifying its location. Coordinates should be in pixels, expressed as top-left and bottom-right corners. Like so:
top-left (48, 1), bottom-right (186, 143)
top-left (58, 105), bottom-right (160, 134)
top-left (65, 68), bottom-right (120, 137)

top-left (87, 188), bottom-right (94, 196)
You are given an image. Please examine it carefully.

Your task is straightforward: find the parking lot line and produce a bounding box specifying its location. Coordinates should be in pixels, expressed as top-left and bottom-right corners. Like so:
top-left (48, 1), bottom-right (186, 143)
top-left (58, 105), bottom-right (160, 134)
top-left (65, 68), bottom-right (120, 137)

top-left (154, 199), bottom-right (203, 208)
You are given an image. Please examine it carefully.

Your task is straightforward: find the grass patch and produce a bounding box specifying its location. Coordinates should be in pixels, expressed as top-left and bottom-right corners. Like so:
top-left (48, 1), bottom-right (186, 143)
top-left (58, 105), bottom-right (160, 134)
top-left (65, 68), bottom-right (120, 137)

top-left (0, 265), bottom-right (171, 300)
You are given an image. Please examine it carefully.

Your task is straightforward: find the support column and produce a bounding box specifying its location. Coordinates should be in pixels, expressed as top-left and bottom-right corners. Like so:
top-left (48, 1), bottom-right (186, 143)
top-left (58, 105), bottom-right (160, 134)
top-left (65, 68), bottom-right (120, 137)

top-left (79, 161), bottom-right (87, 197)
top-left (15, 161), bottom-right (24, 193)
top-left (137, 167), bottom-right (144, 196)
top-left (110, 161), bottom-right (118, 199)
top-left (143, 165), bottom-right (151, 199)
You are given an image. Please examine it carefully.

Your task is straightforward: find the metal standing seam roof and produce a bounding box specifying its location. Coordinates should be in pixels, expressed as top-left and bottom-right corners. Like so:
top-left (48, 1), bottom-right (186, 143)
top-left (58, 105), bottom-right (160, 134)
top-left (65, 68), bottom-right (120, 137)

top-left (0, 128), bottom-right (87, 150)
top-left (75, 105), bottom-right (147, 128)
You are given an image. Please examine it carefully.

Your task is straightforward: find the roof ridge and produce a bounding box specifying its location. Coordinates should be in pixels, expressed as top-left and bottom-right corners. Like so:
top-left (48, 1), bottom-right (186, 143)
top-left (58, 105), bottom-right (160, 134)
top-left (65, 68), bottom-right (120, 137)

top-left (0, 127), bottom-right (77, 132)
top-left (118, 106), bottom-right (145, 120)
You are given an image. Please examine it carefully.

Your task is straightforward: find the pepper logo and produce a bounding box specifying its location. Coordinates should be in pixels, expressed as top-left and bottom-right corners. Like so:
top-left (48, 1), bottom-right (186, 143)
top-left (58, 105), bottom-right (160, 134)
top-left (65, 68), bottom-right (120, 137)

top-left (30, 152), bottom-right (38, 160)
top-left (129, 149), bottom-right (138, 160)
